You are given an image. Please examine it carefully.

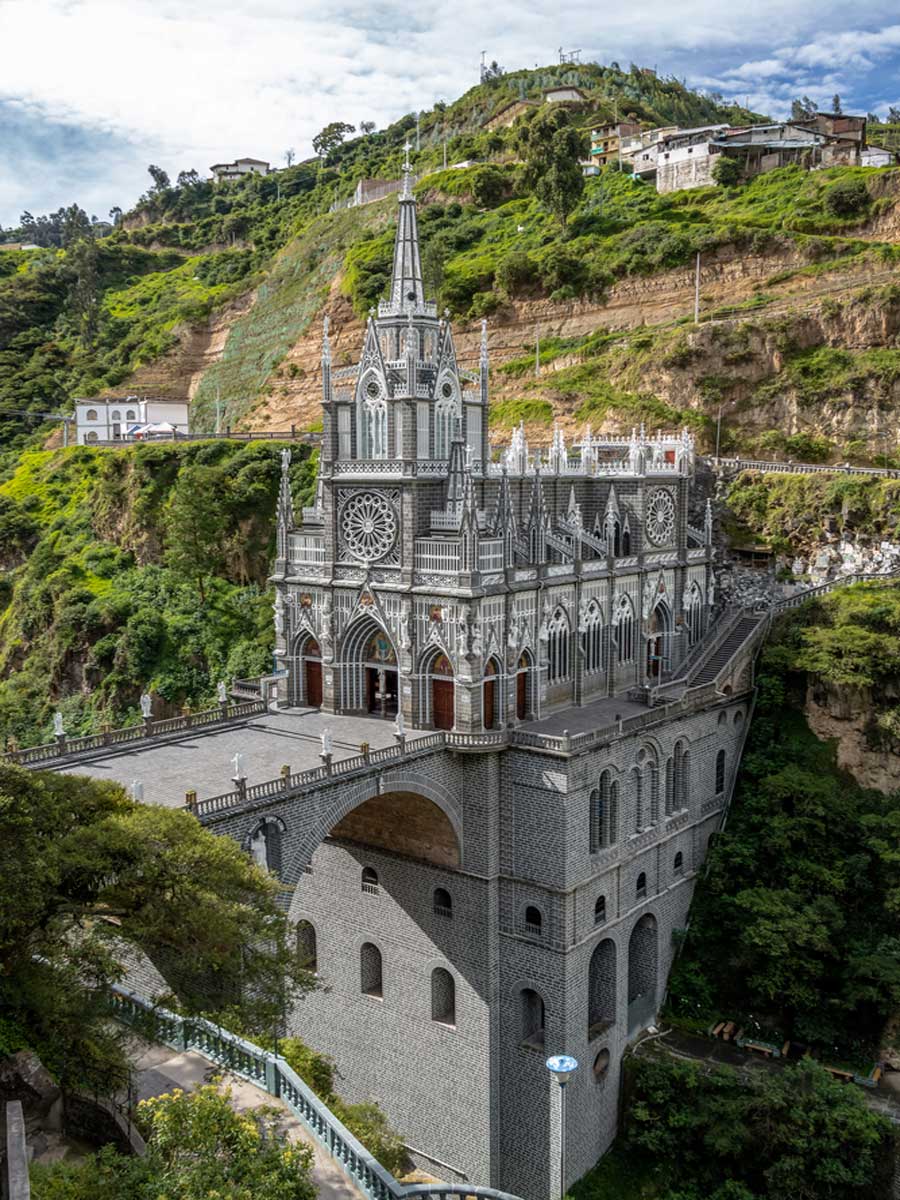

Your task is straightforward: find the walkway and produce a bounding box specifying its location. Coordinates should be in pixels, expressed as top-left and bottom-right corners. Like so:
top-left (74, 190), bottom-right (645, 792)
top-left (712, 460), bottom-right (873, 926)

top-left (128, 1033), bottom-right (364, 1200)
top-left (60, 709), bottom-right (427, 808)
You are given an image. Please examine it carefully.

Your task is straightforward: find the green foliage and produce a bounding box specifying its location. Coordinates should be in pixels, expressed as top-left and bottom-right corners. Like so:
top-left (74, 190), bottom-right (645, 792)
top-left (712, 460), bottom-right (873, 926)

top-left (825, 177), bottom-right (871, 218)
top-left (0, 440), bottom-right (315, 747)
top-left (333, 1100), bottom-right (408, 1176)
top-left (515, 107), bottom-right (589, 228)
top-left (30, 1081), bottom-right (316, 1200)
top-left (712, 156), bottom-right (743, 188)
top-left (579, 1054), bottom-right (893, 1200)
top-left (667, 598), bottom-right (900, 1054)
top-left (489, 397), bottom-right (554, 427)
top-left (0, 765), bottom-right (316, 1096)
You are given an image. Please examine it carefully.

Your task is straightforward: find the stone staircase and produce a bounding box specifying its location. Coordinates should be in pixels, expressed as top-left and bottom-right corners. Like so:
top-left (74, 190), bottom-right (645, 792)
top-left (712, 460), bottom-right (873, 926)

top-left (689, 615), bottom-right (765, 687)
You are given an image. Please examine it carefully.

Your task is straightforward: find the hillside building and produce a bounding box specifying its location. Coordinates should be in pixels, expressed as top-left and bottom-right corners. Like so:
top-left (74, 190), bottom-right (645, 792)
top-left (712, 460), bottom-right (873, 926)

top-left (589, 121), bottom-right (642, 168)
top-left (210, 156), bottom-right (271, 182)
top-left (260, 144), bottom-right (760, 1200)
top-left (74, 397), bottom-right (189, 444)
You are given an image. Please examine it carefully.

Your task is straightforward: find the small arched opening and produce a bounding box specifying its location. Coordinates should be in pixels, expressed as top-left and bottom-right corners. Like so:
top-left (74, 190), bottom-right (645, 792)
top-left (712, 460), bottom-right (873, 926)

top-left (515, 650), bottom-right (534, 721)
top-left (524, 906), bottom-right (543, 937)
top-left (431, 967), bottom-right (456, 1026)
top-left (434, 887), bottom-right (453, 918)
top-left (647, 598), bottom-right (671, 679)
top-left (482, 658), bottom-right (500, 730)
top-left (588, 938), bottom-right (616, 1039)
top-left (521, 988), bottom-right (545, 1048)
top-left (296, 920), bottom-right (317, 973)
top-left (427, 652), bottom-right (455, 731)
top-left (360, 942), bottom-right (383, 998)
top-left (300, 634), bottom-right (322, 708)
top-left (627, 913), bottom-right (658, 1034)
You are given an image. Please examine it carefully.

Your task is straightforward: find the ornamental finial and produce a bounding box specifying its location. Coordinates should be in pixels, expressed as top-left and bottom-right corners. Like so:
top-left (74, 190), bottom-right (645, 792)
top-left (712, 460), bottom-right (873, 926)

top-left (401, 140), bottom-right (413, 199)
top-left (322, 314), bottom-right (331, 364)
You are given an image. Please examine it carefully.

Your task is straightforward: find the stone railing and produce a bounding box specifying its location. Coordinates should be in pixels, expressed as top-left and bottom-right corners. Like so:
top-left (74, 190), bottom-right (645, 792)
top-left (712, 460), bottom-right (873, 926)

top-left (770, 568), bottom-right (900, 611)
top-left (718, 457), bottom-right (899, 479)
top-left (2, 700), bottom-right (266, 768)
top-left (109, 985), bottom-right (523, 1200)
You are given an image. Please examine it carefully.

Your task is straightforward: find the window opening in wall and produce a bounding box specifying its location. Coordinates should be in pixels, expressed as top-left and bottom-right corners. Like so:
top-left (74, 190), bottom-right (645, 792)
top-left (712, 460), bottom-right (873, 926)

top-left (588, 938), bottom-right (616, 1039)
top-left (674, 851), bottom-right (684, 876)
top-left (521, 988), bottom-right (545, 1048)
top-left (296, 920), bottom-right (317, 973)
top-left (434, 887), bottom-right (453, 918)
top-left (524, 905), bottom-right (543, 936)
top-left (361, 866), bottom-right (379, 894)
top-left (86, 409), bottom-right (98, 421)
top-left (636, 872), bottom-right (647, 900)
top-left (594, 895), bottom-right (606, 925)
top-left (360, 942), bottom-right (383, 998)
top-left (431, 967), bottom-right (456, 1026)
top-left (547, 609), bottom-right (570, 684)
top-left (593, 1049), bottom-right (611, 1080)
top-left (715, 749), bottom-right (726, 795)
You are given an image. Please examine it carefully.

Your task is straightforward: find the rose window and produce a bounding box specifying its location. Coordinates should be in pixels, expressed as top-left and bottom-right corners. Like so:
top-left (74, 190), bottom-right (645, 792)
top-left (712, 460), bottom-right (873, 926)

top-left (645, 489), bottom-right (676, 546)
top-left (340, 491), bottom-right (397, 562)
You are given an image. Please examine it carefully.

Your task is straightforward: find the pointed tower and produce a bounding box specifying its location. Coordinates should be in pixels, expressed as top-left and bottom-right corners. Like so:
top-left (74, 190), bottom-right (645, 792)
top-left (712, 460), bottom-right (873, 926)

top-left (459, 449), bottom-right (480, 573)
top-left (388, 142), bottom-right (425, 315)
top-left (275, 448), bottom-right (294, 573)
top-left (492, 467), bottom-right (518, 567)
top-left (526, 463), bottom-right (549, 564)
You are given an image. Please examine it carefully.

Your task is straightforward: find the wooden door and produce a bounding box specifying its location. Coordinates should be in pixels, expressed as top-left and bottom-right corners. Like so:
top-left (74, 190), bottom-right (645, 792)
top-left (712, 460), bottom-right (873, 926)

top-left (483, 678), bottom-right (495, 729)
top-left (516, 671), bottom-right (527, 720)
top-left (432, 679), bottom-right (454, 730)
top-left (305, 660), bottom-right (322, 707)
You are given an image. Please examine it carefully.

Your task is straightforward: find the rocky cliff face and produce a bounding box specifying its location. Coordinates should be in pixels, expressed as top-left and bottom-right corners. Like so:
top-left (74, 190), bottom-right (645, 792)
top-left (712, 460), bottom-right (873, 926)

top-left (805, 678), bottom-right (900, 794)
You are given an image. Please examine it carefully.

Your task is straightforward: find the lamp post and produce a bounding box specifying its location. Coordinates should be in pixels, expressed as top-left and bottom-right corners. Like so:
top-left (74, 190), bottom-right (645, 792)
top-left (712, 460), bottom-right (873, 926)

top-left (546, 1054), bottom-right (578, 1200)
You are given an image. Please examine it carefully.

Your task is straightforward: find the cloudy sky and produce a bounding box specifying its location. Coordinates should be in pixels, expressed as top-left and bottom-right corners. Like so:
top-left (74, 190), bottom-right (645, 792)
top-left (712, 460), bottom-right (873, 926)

top-left (2, 0), bottom-right (900, 228)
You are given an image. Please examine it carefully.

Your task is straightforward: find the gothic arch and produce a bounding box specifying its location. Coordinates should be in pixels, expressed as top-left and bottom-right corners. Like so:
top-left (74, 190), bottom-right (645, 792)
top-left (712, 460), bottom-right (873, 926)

top-left (291, 627), bottom-right (322, 708)
top-left (647, 596), bottom-right (672, 679)
top-left (627, 912), bottom-right (659, 1034)
top-left (418, 644), bottom-right (455, 731)
top-left (338, 615), bottom-right (398, 715)
top-left (356, 370), bottom-right (388, 459)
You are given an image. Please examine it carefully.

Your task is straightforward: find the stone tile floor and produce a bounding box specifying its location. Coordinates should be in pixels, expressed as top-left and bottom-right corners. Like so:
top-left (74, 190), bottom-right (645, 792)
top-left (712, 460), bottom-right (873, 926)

top-left (521, 690), bottom-right (646, 736)
top-left (59, 708), bottom-right (427, 809)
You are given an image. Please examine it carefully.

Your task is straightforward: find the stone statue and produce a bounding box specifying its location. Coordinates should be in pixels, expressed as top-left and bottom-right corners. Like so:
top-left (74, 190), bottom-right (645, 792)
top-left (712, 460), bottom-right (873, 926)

top-left (140, 692), bottom-right (152, 719)
top-left (281, 447), bottom-right (292, 473)
top-left (53, 712), bottom-right (64, 737)
top-left (273, 591), bottom-right (284, 636)
top-left (231, 752), bottom-right (245, 779)
top-left (321, 728), bottom-right (333, 757)
top-left (217, 681), bottom-right (227, 704)
top-left (394, 711), bottom-right (405, 738)
top-left (131, 779), bottom-right (144, 802)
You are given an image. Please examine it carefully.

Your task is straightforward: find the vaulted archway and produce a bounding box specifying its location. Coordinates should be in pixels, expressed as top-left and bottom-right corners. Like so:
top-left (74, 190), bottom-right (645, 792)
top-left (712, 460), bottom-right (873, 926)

top-left (339, 616), bottom-right (398, 717)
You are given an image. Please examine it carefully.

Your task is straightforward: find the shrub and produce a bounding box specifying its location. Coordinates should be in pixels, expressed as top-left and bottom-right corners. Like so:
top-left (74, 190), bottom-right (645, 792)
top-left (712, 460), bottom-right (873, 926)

top-left (495, 249), bottom-right (536, 296)
top-left (712, 155), bottom-right (743, 188)
top-left (470, 165), bottom-right (508, 209)
top-left (824, 177), bottom-right (871, 218)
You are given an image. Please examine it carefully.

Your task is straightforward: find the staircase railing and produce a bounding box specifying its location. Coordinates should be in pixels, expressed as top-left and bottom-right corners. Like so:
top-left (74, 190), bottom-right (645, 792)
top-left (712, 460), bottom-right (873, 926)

top-left (110, 986), bottom-right (523, 1200)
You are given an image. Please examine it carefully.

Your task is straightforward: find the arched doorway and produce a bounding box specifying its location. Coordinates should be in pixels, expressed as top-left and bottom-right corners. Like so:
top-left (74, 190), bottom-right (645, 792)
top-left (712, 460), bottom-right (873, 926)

top-left (339, 618), bottom-right (398, 717)
top-left (588, 938), bottom-right (617, 1039)
top-left (627, 913), bottom-right (658, 1034)
top-left (301, 636), bottom-right (322, 708)
top-left (515, 651), bottom-right (533, 721)
top-left (430, 653), bottom-right (454, 731)
top-left (483, 659), bottom-right (499, 730)
top-left (646, 600), bottom-right (671, 679)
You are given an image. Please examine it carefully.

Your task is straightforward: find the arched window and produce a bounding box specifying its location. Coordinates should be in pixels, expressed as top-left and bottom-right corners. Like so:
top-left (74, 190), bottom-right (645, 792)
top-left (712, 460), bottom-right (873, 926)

top-left (592, 771), bottom-right (616, 850)
top-left (86, 409), bottom-right (98, 421)
top-left (360, 942), bottom-right (383, 997)
top-left (249, 820), bottom-right (282, 877)
top-left (111, 410), bottom-right (121, 421)
top-left (358, 376), bottom-right (387, 459)
top-left (673, 851), bottom-right (684, 876)
top-left (126, 409), bottom-right (136, 420)
top-left (636, 872), bottom-right (647, 900)
top-left (718, 711), bottom-right (727, 727)
top-left (665, 756), bottom-right (674, 816)
top-left (622, 516), bottom-right (631, 556)
top-left (715, 749), bottom-right (726, 795)
top-left (613, 595), bottom-right (635, 664)
top-left (593, 1048), bottom-right (610, 1080)
top-left (685, 581), bottom-right (704, 647)
top-left (635, 748), bottom-right (658, 828)
top-left (434, 887), bottom-right (452, 918)
top-left (673, 741), bottom-right (689, 810)
top-left (608, 779), bottom-right (619, 846)
top-left (361, 866), bottom-right (379, 894)
top-left (594, 895), bottom-right (606, 925)
top-left (296, 920), bottom-right (317, 973)
top-left (588, 938), bottom-right (616, 1039)
top-left (547, 609), bottom-right (570, 684)
top-left (431, 967), bottom-right (456, 1026)
top-left (434, 383), bottom-right (460, 459)
top-left (605, 508), bottom-right (621, 557)
top-left (521, 988), bottom-right (545, 1047)
top-left (85, 431), bottom-right (99, 443)
top-left (524, 905), bottom-right (543, 935)
top-left (581, 601), bottom-right (604, 675)
top-left (632, 766), bottom-right (643, 833)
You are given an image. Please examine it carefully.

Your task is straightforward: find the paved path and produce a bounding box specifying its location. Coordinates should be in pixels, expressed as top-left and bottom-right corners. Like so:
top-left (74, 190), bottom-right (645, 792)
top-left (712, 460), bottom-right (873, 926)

top-left (128, 1035), bottom-right (364, 1200)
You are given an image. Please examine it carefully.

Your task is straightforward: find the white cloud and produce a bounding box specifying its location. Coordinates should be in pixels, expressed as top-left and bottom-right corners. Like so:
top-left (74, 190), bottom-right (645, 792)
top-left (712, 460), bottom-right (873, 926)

top-left (1, 1), bottom-right (899, 222)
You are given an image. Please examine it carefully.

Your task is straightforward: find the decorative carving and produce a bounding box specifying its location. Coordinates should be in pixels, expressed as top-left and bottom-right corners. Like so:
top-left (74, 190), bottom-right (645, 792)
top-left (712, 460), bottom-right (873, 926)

top-left (645, 488), bottom-right (676, 546)
top-left (339, 490), bottom-right (398, 564)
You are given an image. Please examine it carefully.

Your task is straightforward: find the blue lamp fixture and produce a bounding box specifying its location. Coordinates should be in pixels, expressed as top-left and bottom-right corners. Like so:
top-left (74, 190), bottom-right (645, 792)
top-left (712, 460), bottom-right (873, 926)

top-left (546, 1055), bottom-right (578, 1200)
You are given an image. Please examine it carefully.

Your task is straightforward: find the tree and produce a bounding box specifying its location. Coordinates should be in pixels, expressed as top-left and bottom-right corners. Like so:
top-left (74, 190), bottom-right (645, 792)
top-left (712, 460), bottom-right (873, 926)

top-left (0, 765), bottom-right (315, 1097)
top-left (108, 206), bottom-right (123, 226)
top-left (284, 147), bottom-right (296, 167)
top-left (147, 164), bottom-right (171, 192)
top-left (889, 106), bottom-right (900, 124)
top-left (176, 168), bottom-right (200, 188)
top-left (791, 97), bottom-right (816, 121)
top-left (514, 107), bottom-right (588, 229)
top-left (359, 121), bottom-right (376, 135)
top-left (312, 121), bottom-right (355, 159)
top-left (164, 464), bottom-right (228, 601)
top-left (832, 93), bottom-right (843, 115)
top-left (223, 211), bottom-right (251, 246)
top-left (68, 236), bottom-right (99, 348)
top-left (30, 1081), bottom-right (316, 1200)
top-left (824, 177), bottom-right (871, 218)
top-left (712, 155), bottom-right (742, 188)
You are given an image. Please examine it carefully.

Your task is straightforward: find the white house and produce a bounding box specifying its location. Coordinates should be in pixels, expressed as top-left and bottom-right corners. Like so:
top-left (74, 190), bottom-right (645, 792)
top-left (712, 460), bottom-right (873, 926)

top-left (210, 157), bottom-right (271, 182)
top-left (862, 146), bottom-right (895, 168)
top-left (74, 398), bottom-right (190, 445)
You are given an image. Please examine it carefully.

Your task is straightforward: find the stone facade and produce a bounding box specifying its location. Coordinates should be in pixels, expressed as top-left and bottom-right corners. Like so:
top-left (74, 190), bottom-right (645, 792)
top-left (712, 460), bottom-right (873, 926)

top-left (202, 155), bottom-right (760, 1200)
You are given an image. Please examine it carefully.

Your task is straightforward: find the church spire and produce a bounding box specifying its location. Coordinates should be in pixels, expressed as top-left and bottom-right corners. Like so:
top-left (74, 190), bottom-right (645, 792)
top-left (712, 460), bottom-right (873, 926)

top-left (388, 141), bottom-right (425, 314)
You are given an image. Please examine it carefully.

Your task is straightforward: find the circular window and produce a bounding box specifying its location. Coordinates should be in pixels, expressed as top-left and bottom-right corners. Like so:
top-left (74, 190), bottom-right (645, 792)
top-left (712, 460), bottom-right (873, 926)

top-left (645, 488), bottom-right (676, 546)
top-left (365, 378), bottom-right (381, 400)
top-left (593, 1049), bottom-right (610, 1080)
top-left (340, 491), bottom-right (397, 563)
top-left (441, 381), bottom-right (454, 399)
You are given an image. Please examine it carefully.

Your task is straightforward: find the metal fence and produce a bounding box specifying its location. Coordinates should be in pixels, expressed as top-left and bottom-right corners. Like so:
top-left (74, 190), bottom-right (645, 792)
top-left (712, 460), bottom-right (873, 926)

top-left (110, 985), bottom-right (523, 1200)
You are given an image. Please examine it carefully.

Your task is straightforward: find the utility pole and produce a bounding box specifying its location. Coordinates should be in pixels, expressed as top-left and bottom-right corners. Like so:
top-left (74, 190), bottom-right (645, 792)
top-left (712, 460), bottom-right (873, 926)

top-left (535, 326), bottom-right (541, 377)
top-left (416, 112), bottom-right (421, 152)
top-left (694, 251), bottom-right (701, 324)
top-left (215, 386), bottom-right (222, 435)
